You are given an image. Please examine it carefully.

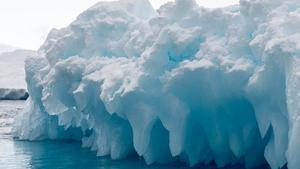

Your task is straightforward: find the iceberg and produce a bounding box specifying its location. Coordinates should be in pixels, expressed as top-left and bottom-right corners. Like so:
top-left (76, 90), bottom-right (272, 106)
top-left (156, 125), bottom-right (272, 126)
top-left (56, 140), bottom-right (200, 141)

top-left (13, 0), bottom-right (300, 168)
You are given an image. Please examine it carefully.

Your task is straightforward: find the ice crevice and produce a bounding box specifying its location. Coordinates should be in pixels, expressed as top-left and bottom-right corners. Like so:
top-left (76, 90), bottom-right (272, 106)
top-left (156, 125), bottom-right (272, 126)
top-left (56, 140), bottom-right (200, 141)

top-left (13, 0), bottom-right (300, 168)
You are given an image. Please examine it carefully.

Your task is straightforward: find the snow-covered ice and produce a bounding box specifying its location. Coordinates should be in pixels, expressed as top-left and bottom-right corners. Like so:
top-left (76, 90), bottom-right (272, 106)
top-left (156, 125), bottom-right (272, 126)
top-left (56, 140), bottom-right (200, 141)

top-left (13, 0), bottom-right (300, 168)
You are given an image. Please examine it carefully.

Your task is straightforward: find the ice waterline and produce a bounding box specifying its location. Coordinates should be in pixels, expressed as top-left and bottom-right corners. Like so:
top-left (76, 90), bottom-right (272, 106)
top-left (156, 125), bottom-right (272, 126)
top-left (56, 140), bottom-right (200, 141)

top-left (12, 0), bottom-right (300, 168)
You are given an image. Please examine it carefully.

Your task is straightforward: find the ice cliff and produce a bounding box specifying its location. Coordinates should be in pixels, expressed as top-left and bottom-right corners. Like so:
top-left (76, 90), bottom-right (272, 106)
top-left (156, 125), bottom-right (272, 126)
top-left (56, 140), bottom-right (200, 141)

top-left (13, 0), bottom-right (300, 168)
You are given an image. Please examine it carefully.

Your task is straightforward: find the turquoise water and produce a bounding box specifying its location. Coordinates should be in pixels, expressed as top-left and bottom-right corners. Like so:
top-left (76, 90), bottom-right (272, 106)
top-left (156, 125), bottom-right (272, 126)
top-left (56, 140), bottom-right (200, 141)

top-left (0, 101), bottom-right (191, 169)
top-left (0, 137), bottom-right (192, 169)
top-left (0, 101), bottom-right (268, 169)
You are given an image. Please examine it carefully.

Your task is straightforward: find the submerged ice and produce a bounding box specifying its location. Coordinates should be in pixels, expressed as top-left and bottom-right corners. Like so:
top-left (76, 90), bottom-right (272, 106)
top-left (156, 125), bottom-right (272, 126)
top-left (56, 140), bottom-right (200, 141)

top-left (13, 0), bottom-right (300, 168)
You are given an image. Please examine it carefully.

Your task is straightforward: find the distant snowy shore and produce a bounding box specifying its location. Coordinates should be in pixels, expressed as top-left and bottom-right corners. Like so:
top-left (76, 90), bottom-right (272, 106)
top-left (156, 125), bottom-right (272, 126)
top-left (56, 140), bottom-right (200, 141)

top-left (0, 47), bottom-right (35, 100)
top-left (0, 88), bottom-right (28, 100)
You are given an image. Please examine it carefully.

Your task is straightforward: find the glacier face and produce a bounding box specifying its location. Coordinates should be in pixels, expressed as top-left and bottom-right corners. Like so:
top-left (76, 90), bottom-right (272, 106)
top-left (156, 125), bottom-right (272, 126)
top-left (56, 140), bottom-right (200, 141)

top-left (13, 0), bottom-right (300, 168)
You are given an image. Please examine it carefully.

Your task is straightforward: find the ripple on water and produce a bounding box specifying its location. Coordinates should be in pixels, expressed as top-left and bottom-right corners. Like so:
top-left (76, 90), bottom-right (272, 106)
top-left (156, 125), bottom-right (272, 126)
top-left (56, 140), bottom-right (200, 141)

top-left (0, 100), bottom-right (25, 136)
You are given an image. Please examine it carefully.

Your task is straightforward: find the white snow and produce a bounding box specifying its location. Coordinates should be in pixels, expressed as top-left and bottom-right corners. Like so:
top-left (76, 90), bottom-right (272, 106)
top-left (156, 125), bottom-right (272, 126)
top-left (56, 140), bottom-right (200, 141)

top-left (12, 0), bottom-right (300, 169)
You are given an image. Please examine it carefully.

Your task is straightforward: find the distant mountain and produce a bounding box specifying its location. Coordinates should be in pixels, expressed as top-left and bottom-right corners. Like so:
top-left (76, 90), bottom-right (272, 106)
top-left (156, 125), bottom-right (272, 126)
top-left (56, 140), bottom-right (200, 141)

top-left (0, 49), bottom-right (36, 100)
top-left (0, 44), bottom-right (19, 54)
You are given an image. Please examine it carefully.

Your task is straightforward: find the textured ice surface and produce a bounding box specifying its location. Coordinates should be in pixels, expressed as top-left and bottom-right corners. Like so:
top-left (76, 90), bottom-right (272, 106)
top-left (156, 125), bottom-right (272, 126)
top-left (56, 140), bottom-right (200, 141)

top-left (13, 0), bottom-right (300, 168)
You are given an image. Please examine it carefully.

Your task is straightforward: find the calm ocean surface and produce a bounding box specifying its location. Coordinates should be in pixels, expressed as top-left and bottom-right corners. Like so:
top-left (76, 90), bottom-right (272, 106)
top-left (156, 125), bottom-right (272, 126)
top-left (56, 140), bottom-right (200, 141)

top-left (0, 101), bottom-right (189, 169)
top-left (0, 101), bottom-right (267, 169)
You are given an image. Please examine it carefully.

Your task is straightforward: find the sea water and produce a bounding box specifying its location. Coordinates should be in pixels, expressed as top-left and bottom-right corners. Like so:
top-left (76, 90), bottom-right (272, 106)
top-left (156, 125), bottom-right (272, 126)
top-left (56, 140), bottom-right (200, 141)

top-left (0, 101), bottom-right (189, 169)
top-left (0, 100), bottom-right (266, 169)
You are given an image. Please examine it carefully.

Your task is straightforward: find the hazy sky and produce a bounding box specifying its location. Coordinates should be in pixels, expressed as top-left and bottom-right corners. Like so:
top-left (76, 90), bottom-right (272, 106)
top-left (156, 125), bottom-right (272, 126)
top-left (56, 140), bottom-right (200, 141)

top-left (0, 0), bottom-right (238, 50)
